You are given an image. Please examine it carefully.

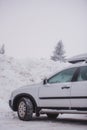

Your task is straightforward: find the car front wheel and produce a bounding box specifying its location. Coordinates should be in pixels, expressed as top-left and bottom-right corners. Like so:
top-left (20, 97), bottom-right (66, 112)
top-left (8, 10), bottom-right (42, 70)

top-left (17, 97), bottom-right (33, 121)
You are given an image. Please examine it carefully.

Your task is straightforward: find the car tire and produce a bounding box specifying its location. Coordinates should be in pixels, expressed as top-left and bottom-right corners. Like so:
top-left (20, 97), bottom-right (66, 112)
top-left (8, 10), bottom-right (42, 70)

top-left (17, 97), bottom-right (33, 121)
top-left (47, 113), bottom-right (58, 119)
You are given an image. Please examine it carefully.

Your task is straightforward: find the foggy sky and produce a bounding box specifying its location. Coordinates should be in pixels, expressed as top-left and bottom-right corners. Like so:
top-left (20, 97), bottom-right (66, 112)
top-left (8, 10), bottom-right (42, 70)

top-left (0, 0), bottom-right (87, 59)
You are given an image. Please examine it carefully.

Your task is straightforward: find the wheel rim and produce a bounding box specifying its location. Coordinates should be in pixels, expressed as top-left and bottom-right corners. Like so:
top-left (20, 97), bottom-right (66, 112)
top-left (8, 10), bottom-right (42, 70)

top-left (18, 101), bottom-right (26, 118)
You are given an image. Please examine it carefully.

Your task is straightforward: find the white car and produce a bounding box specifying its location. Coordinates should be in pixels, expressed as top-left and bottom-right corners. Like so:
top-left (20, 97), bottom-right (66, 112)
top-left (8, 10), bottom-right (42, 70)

top-left (9, 63), bottom-right (87, 121)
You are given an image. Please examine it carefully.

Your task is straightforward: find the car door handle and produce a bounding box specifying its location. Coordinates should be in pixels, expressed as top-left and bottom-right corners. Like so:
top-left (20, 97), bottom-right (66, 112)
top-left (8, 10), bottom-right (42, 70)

top-left (61, 86), bottom-right (70, 89)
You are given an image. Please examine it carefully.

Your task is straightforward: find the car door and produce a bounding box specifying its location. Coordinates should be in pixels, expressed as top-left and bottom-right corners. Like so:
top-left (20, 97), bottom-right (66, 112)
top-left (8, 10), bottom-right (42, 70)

top-left (38, 67), bottom-right (77, 108)
top-left (71, 65), bottom-right (87, 109)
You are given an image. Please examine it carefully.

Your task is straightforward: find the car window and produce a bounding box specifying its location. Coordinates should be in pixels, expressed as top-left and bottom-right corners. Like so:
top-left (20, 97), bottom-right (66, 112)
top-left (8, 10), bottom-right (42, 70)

top-left (48, 67), bottom-right (77, 84)
top-left (77, 66), bottom-right (87, 81)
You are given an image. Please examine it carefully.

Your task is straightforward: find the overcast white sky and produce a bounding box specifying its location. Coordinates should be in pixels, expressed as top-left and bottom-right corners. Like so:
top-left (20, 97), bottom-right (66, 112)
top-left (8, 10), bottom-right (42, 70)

top-left (0, 0), bottom-right (87, 59)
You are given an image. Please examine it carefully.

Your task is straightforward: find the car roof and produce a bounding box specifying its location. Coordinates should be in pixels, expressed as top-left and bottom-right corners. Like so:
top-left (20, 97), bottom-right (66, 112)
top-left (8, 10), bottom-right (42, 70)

top-left (68, 62), bottom-right (87, 68)
top-left (61, 62), bottom-right (87, 72)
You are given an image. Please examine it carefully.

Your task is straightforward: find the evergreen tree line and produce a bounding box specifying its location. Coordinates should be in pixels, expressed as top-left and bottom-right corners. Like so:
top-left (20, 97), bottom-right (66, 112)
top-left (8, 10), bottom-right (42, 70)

top-left (0, 41), bottom-right (66, 62)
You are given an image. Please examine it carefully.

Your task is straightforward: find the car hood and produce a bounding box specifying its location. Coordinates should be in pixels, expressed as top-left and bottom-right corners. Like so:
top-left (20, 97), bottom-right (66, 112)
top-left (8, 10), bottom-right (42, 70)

top-left (20, 82), bottom-right (43, 89)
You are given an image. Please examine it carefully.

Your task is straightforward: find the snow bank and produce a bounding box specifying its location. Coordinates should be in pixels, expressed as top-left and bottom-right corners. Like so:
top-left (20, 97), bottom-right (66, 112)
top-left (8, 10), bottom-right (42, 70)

top-left (0, 55), bottom-right (33, 102)
top-left (21, 58), bottom-right (70, 82)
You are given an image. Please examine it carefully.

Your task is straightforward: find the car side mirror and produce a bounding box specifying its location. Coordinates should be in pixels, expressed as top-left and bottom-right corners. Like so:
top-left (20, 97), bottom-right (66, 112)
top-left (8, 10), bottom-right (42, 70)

top-left (43, 78), bottom-right (47, 85)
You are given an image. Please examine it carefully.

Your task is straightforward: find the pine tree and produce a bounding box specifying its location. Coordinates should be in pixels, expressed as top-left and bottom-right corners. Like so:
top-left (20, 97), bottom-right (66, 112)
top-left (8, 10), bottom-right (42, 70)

top-left (0, 44), bottom-right (5, 54)
top-left (51, 40), bottom-right (65, 62)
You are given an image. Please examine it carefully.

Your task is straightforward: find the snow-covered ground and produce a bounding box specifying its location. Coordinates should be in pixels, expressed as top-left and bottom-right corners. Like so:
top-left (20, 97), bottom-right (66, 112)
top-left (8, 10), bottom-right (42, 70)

top-left (0, 110), bottom-right (87, 130)
top-left (0, 101), bottom-right (87, 130)
top-left (0, 54), bottom-right (87, 130)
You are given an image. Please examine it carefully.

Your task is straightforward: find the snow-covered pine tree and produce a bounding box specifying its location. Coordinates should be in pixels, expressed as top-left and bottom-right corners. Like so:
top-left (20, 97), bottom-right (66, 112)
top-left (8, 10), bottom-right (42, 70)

top-left (0, 44), bottom-right (5, 54)
top-left (51, 40), bottom-right (65, 62)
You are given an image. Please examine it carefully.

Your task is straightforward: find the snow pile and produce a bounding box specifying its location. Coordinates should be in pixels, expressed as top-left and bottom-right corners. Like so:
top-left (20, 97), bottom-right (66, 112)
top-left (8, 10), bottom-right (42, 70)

top-left (0, 55), bottom-right (33, 102)
top-left (0, 54), bottom-right (70, 110)
top-left (21, 58), bottom-right (70, 82)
